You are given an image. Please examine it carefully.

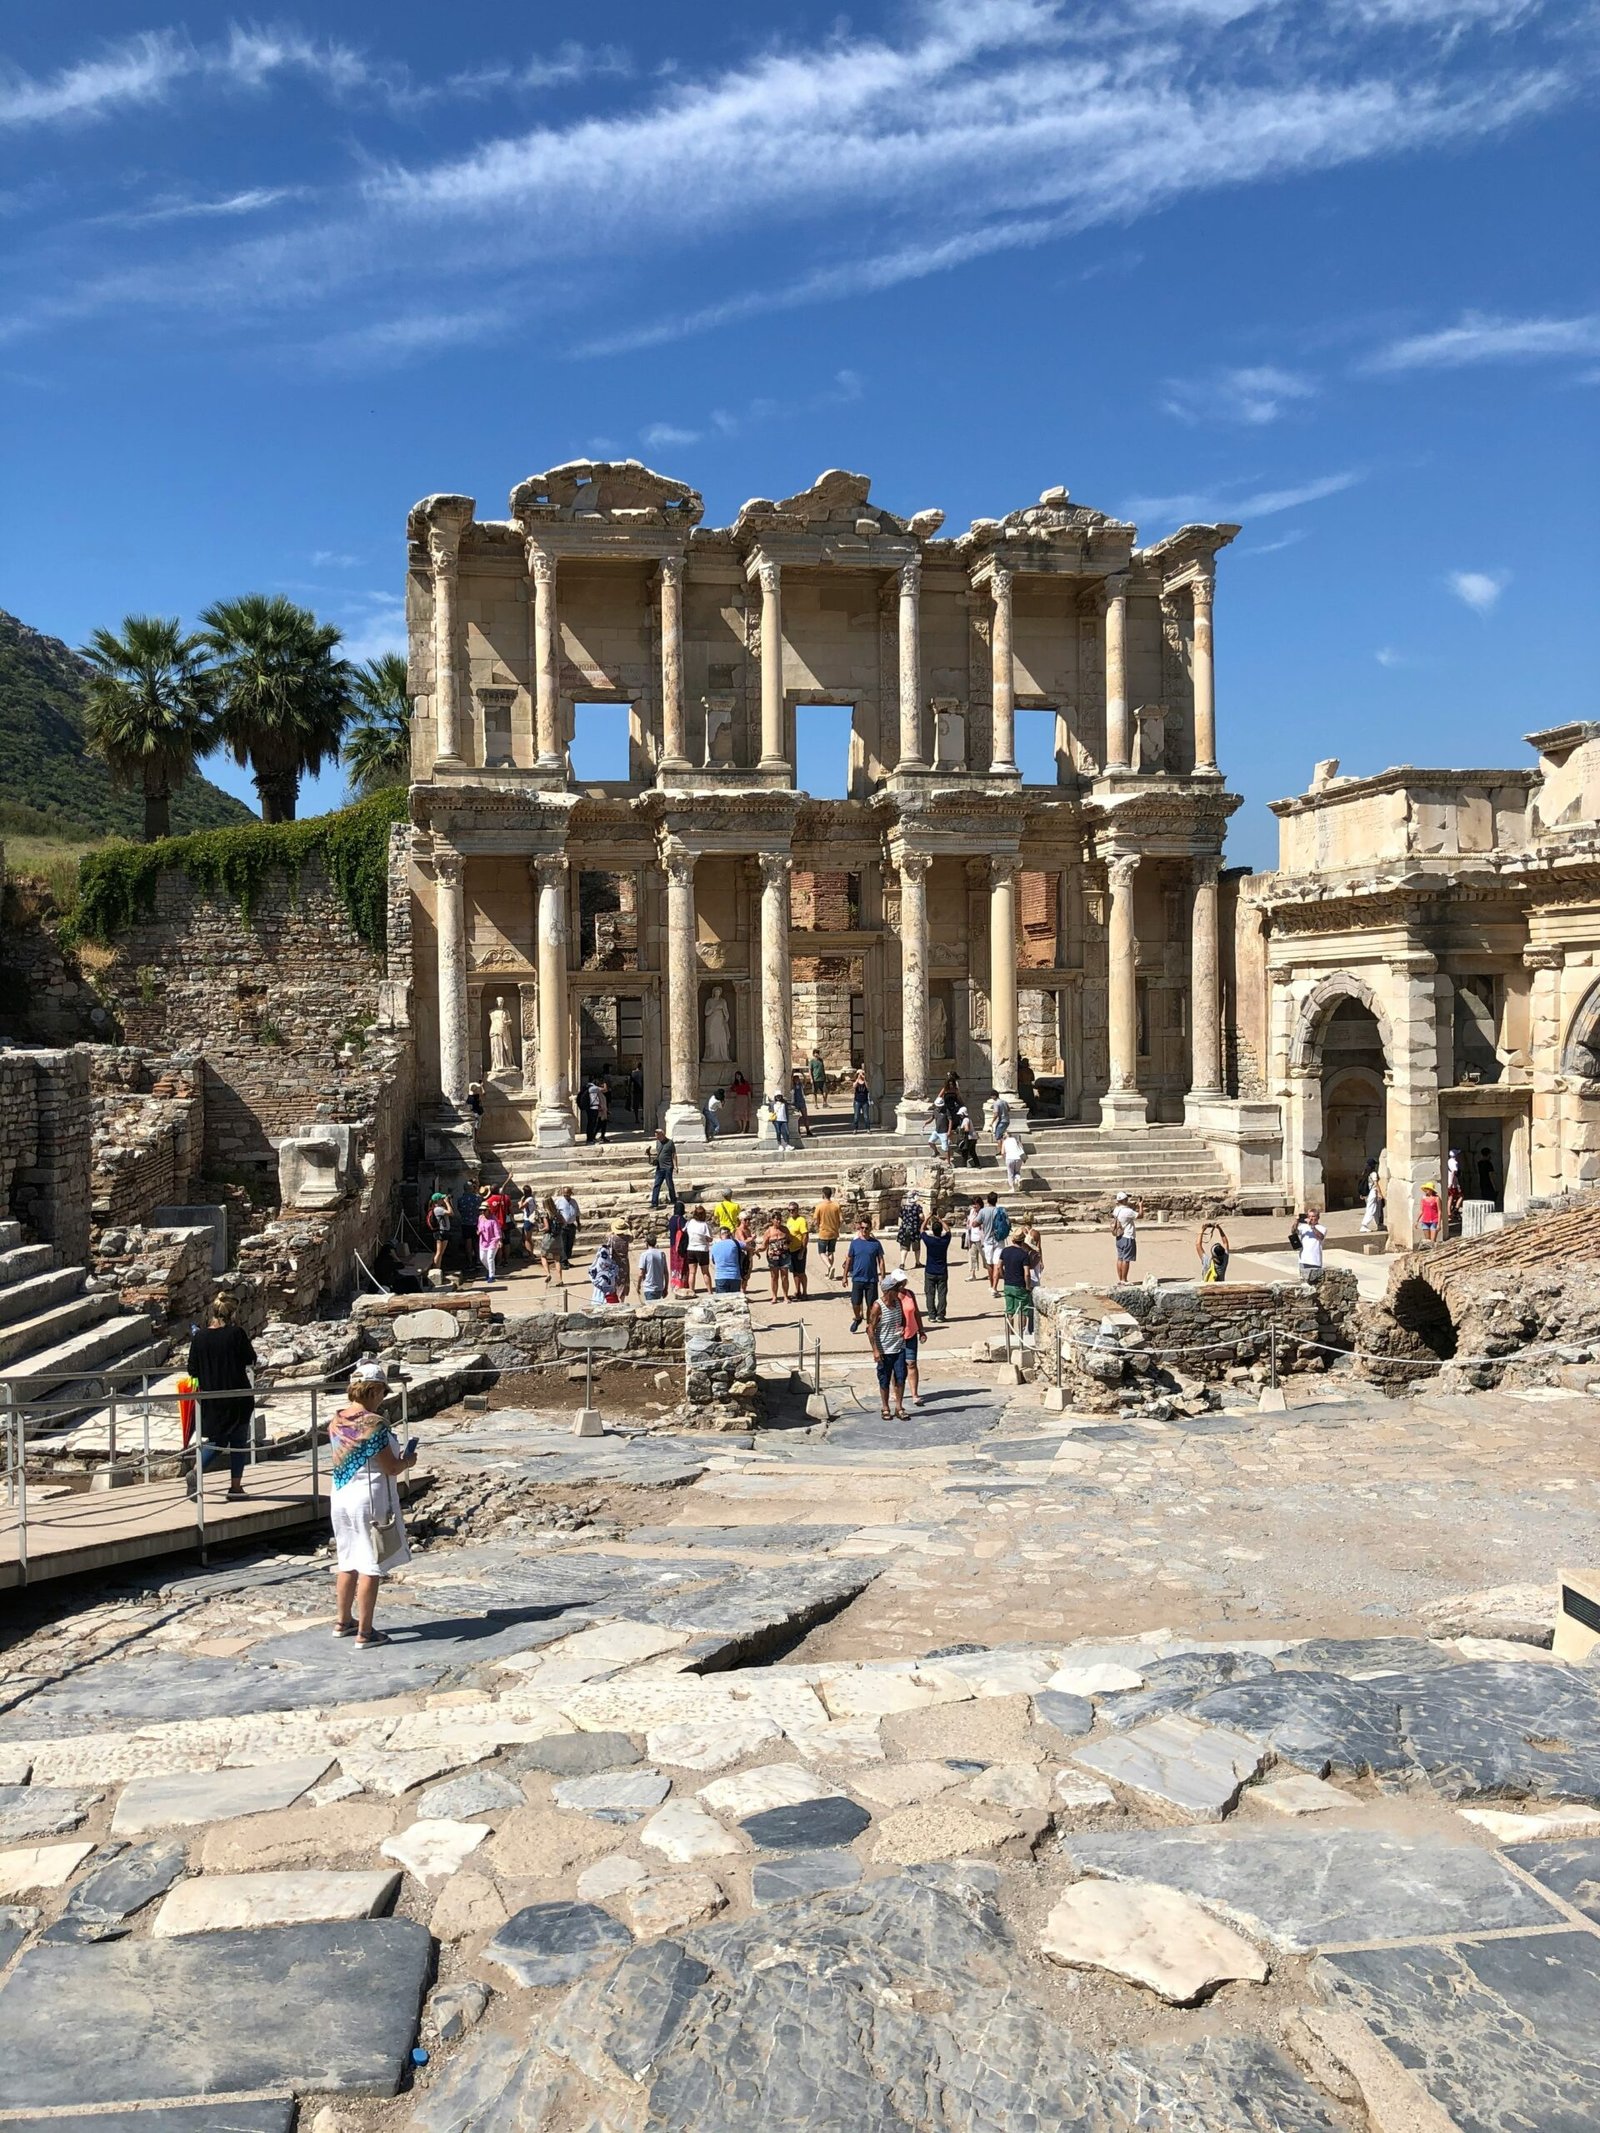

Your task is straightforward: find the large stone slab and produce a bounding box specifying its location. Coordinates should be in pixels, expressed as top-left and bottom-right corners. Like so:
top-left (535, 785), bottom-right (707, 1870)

top-left (739, 1796), bottom-right (872, 1852)
top-left (1100, 1651), bottom-right (1278, 1732)
top-left (698, 1764), bottom-right (830, 1820)
top-left (485, 1899), bottom-right (634, 1987)
top-left (1065, 1828), bottom-right (1562, 1952)
top-left (0, 1842), bottom-right (93, 1894)
top-left (1040, 1877), bottom-right (1269, 2004)
top-left (1392, 1660), bottom-right (1600, 1799)
top-left (152, 1868), bottom-right (401, 1936)
top-left (507, 1729), bottom-right (641, 1778)
top-left (1190, 1670), bottom-right (1410, 1778)
top-left (0, 1785), bottom-right (98, 1843)
top-left (0, 1919), bottom-right (431, 2107)
top-left (111, 1756), bottom-right (331, 1835)
top-left (0, 2108), bottom-right (294, 2132)
top-left (640, 1800), bottom-right (744, 1863)
top-left (645, 1711), bottom-right (782, 1771)
top-left (552, 1768), bottom-right (671, 1823)
top-left (416, 1767), bottom-right (525, 1820)
top-left (381, 1817), bottom-right (489, 1883)
top-left (1291, 1634), bottom-right (1453, 1677)
top-left (1505, 1838), bottom-right (1600, 1922)
top-left (46, 1838), bottom-right (188, 1941)
top-left (1325, 1930), bottom-right (1600, 2133)
top-left (1072, 1715), bottom-right (1265, 1821)
top-left (751, 1849), bottom-right (864, 1906)
top-left (1033, 1689), bottom-right (1095, 1739)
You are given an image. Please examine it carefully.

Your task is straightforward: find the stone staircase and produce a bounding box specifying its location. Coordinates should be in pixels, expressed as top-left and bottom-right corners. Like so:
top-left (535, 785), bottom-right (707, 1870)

top-left (474, 1117), bottom-right (1233, 1231)
top-left (0, 1220), bottom-right (172, 1432)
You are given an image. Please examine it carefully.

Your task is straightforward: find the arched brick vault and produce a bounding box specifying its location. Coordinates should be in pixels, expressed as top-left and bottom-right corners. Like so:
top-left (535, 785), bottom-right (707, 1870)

top-left (1288, 972), bottom-right (1395, 1077)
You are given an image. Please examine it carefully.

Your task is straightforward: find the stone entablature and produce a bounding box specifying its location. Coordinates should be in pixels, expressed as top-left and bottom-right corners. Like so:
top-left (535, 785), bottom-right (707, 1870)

top-left (405, 460), bottom-right (1243, 1154)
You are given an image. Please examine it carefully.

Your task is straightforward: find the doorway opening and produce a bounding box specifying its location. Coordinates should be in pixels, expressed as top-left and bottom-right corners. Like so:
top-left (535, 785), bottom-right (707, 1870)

top-left (1014, 707), bottom-right (1066, 786)
top-left (1321, 997), bottom-right (1388, 1207)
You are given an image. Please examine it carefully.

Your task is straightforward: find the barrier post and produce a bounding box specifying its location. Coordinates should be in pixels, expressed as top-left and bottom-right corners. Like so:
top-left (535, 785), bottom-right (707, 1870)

top-left (108, 1388), bottom-right (118, 1470)
top-left (310, 1387), bottom-right (320, 1510)
top-left (14, 1396), bottom-right (28, 1588)
top-left (194, 1415), bottom-right (207, 1564)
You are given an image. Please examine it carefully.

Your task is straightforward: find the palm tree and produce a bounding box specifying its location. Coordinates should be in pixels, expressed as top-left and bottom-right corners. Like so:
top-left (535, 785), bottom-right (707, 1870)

top-left (342, 651), bottom-right (412, 794)
top-left (80, 615), bottom-right (216, 842)
top-left (199, 594), bottom-right (353, 822)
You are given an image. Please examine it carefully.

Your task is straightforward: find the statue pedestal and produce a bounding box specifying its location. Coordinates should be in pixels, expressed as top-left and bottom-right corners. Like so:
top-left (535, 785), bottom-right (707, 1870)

top-left (664, 1103), bottom-right (708, 1148)
top-left (1099, 1090), bottom-right (1150, 1132)
top-left (535, 1106), bottom-right (575, 1149)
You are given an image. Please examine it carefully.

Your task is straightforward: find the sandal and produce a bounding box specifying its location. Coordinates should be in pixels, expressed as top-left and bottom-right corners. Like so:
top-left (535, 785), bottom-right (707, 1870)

top-left (333, 1621), bottom-right (357, 1637)
top-left (354, 1629), bottom-right (392, 1649)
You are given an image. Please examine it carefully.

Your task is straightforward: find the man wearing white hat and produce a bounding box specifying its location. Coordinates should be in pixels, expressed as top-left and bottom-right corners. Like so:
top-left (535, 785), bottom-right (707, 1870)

top-left (866, 1269), bottom-right (912, 1421)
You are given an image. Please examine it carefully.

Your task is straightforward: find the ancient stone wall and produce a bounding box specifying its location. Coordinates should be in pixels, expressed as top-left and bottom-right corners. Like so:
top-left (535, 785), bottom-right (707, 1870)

top-left (85, 1047), bottom-right (205, 1227)
top-left (0, 1046), bottom-right (91, 1263)
top-left (92, 1223), bottom-right (216, 1330)
top-left (0, 883), bottom-right (111, 1046)
top-left (87, 859), bottom-right (390, 1179)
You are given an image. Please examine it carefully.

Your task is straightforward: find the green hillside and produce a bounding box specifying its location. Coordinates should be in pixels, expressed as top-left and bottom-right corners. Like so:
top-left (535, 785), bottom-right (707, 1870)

top-left (0, 607), bottom-right (253, 843)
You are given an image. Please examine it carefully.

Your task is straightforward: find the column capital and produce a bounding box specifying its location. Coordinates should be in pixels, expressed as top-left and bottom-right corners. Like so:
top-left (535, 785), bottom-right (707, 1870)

top-left (1106, 852), bottom-right (1140, 892)
top-left (428, 531), bottom-right (461, 579)
top-left (897, 556), bottom-right (921, 597)
top-left (525, 540), bottom-right (556, 584)
top-left (1190, 571), bottom-right (1215, 612)
top-left (896, 850), bottom-right (933, 884)
top-left (661, 839), bottom-right (699, 886)
top-left (990, 561), bottom-right (1013, 600)
top-left (531, 852), bottom-right (569, 888)
top-left (758, 850), bottom-right (793, 888)
top-left (990, 854), bottom-right (1019, 891)
top-left (433, 843), bottom-right (463, 887)
top-left (755, 553), bottom-right (782, 595)
top-left (1191, 852), bottom-right (1222, 887)
top-left (658, 552), bottom-right (685, 589)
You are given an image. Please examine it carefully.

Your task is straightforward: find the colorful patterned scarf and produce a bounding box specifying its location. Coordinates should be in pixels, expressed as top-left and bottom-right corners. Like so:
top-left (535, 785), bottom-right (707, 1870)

top-left (330, 1403), bottom-right (391, 1489)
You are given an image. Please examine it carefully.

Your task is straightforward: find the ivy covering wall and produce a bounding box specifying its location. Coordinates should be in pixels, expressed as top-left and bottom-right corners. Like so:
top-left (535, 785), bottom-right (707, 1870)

top-left (71, 787), bottom-right (407, 953)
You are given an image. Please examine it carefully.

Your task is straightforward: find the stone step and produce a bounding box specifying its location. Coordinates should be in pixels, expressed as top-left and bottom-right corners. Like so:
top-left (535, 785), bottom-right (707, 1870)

top-left (0, 1265), bottom-right (87, 1334)
top-left (1, 1310), bottom-right (162, 1402)
top-left (21, 1340), bottom-right (178, 1433)
top-left (0, 1290), bottom-right (122, 1371)
top-left (0, 1220), bottom-right (20, 1254)
top-left (0, 1246), bottom-right (65, 1304)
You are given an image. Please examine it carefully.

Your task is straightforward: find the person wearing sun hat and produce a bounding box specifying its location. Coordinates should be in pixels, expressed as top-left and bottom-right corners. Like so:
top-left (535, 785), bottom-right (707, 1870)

top-left (866, 1268), bottom-right (912, 1420)
top-left (329, 1362), bottom-right (416, 1648)
top-left (1417, 1180), bottom-right (1442, 1246)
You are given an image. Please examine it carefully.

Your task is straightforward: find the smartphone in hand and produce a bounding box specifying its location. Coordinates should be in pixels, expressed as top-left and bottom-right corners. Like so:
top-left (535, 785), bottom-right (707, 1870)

top-left (403, 1437), bottom-right (419, 1459)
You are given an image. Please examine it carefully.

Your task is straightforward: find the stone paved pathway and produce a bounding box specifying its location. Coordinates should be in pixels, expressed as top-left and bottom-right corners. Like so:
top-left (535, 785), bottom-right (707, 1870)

top-left (0, 1362), bottom-right (1598, 2129)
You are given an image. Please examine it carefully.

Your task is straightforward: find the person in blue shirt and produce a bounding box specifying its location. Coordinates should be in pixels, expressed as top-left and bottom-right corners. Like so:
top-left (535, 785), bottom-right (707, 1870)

top-left (709, 1225), bottom-right (744, 1293)
top-left (919, 1215), bottom-right (952, 1322)
top-left (845, 1219), bottom-right (886, 1333)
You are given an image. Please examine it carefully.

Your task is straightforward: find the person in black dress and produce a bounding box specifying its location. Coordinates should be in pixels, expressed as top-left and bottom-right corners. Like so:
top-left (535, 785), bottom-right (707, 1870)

top-left (185, 1295), bottom-right (258, 1500)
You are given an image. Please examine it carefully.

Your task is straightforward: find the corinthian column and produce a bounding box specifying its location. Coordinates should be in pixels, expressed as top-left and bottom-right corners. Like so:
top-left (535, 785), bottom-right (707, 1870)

top-left (1191, 573), bottom-right (1217, 773)
top-left (434, 846), bottom-right (469, 1103)
top-left (1103, 574), bottom-right (1130, 772)
top-left (895, 852), bottom-right (931, 1132)
top-left (658, 555), bottom-right (689, 775)
top-left (430, 532), bottom-right (463, 764)
top-left (897, 558), bottom-right (925, 771)
top-left (988, 857), bottom-right (1024, 1125)
top-left (527, 542), bottom-right (561, 771)
top-left (662, 842), bottom-right (707, 1143)
top-left (989, 565), bottom-right (1017, 778)
top-left (757, 556), bottom-right (787, 774)
top-left (1100, 852), bottom-right (1149, 1128)
top-left (1189, 853), bottom-right (1223, 1099)
top-left (758, 852), bottom-right (793, 1115)
top-left (532, 855), bottom-right (574, 1146)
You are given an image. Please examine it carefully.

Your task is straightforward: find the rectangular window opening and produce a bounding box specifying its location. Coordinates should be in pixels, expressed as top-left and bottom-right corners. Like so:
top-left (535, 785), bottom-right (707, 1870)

top-left (795, 703), bottom-right (854, 800)
top-left (1015, 708), bottom-right (1064, 787)
top-left (571, 701), bottom-right (631, 785)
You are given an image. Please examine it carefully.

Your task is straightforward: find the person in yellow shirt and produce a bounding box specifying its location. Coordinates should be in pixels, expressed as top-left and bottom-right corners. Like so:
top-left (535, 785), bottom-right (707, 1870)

top-left (784, 1201), bottom-right (810, 1299)
top-left (713, 1193), bottom-right (740, 1237)
top-left (811, 1187), bottom-right (843, 1282)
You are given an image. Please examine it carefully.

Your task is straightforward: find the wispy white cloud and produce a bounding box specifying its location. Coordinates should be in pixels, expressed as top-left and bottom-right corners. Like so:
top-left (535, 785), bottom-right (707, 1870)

top-left (1447, 567), bottom-right (1509, 612)
top-left (310, 550), bottom-right (361, 569)
top-left (0, 31), bottom-right (190, 128)
top-left (1124, 468), bottom-right (1364, 528)
top-left (308, 307), bottom-right (509, 370)
top-left (641, 422), bottom-right (701, 449)
top-left (1368, 309), bottom-right (1600, 370)
top-left (1163, 364), bottom-right (1317, 425)
top-left (108, 185), bottom-right (303, 226)
top-left (1374, 644), bottom-right (1425, 666)
top-left (2, 2), bottom-right (1586, 365)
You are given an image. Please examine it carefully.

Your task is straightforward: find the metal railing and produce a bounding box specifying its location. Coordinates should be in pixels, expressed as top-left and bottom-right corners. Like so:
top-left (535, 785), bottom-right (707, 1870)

top-left (1, 1370), bottom-right (413, 1588)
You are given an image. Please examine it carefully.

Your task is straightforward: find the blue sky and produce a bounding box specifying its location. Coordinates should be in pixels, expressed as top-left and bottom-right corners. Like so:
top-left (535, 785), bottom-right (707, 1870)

top-left (2, 1), bottom-right (1595, 865)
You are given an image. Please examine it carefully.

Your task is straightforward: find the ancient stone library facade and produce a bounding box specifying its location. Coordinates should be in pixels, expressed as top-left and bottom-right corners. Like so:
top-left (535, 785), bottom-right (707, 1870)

top-left (404, 462), bottom-right (1241, 1156)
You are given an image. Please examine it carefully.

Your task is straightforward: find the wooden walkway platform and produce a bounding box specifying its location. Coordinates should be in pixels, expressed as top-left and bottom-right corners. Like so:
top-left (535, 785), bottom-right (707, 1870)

top-left (0, 1455), bottom-right (327, 1587)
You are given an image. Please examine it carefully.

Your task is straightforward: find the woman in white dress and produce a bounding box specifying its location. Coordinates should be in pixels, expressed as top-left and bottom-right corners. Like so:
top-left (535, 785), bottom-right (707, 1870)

top-left (329, 1366), bottom-right (416, 1649)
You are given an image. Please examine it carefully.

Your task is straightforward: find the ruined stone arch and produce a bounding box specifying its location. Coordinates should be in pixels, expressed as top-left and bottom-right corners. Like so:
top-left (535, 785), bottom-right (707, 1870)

top-left (1560, 973), bottom-right (1600, 1082)
top-left (1288, 971), bottom-right (1394, 1077)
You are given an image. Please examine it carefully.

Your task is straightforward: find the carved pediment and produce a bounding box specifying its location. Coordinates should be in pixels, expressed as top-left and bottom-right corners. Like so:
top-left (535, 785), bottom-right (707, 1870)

top-left (510, 460), bottom-right (704, 527)
top-left (733, 468), bottom-right (922, 542)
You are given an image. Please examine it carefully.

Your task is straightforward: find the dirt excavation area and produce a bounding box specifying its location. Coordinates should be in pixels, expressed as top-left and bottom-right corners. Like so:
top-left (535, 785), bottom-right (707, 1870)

top-left (3, 1331), bottom-right (1600, 2133)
